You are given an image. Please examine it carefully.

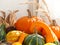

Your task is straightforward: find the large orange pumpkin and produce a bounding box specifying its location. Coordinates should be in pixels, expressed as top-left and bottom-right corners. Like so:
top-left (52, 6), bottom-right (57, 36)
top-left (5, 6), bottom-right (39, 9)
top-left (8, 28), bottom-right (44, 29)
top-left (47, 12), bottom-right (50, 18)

top-left (50, 20), bottom-right (60, 40)
top-left (15, 9), bottom-right (43, 34)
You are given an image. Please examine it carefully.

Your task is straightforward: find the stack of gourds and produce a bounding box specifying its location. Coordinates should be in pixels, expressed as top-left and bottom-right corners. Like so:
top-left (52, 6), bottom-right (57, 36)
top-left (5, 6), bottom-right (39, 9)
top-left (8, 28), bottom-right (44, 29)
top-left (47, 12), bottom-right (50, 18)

top-left (0, 9), bottom-right (60, 45)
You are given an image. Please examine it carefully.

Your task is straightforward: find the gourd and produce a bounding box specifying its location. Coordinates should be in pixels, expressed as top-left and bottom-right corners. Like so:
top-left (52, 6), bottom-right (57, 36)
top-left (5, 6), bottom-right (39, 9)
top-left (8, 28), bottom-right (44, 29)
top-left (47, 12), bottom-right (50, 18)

top-left (12, 42), bottom-right (22, 45)
top-left (30, 21), bottom-right (59, 43)
top-left (44, 43), bottom-right (56, 45)
top-left (0, 24), bottom-right (6, 41)
top-left (6, 30), bottom-right (28, 44)
top-left (12, 32), bottom-right (28, 45)
top-left (15, 9), bottom-right (43, 34)
top-left (23, 29), bottom-right (45, 45)
top-left (50, 20), bottom-right (60, 40)
top-left (6, 30), bottom-right (22, 43)
top-left (18, 32), bottom-right (28, 44)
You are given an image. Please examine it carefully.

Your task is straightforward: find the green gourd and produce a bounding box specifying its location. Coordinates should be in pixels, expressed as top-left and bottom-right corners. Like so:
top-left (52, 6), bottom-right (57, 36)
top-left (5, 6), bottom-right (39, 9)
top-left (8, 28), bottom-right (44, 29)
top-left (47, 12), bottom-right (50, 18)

top-left (23, 29), bottom-right (45, 45)
top-left (0, 24), bottom-right (6, 41)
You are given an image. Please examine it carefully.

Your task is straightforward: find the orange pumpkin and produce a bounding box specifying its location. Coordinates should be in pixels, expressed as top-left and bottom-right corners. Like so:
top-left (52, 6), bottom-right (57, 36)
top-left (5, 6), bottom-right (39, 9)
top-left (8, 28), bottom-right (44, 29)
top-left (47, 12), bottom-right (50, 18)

top-left (41, 28), bottom-right (46, 37)
top-left (15, 9), bottom-right (43, 34)
top-left (50, 20), bottom-right (60, 40)
top-left (30, 21), bottom-right (58, 43)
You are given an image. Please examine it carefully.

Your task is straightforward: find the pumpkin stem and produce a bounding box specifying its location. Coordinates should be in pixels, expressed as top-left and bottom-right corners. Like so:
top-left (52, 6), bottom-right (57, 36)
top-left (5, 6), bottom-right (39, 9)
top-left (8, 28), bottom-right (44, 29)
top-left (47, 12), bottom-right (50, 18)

top-left (34, 27), bottom-right (38, 34)
top-left (51, 20), bottom-right (58, 26)
top-left (27, 9), bottom-right (32, 18)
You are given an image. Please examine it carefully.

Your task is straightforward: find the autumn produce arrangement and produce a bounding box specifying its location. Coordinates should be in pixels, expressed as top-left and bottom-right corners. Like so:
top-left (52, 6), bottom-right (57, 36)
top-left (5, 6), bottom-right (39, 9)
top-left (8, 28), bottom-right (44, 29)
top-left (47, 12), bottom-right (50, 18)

top-left (0, 9), bottom-right (60, 45)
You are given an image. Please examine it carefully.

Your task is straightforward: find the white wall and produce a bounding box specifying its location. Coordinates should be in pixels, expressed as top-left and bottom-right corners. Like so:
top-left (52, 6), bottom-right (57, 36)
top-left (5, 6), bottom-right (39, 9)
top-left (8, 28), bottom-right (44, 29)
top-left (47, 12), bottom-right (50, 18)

top-left (0, 0), bottom-right (60, 19)
top-left (46, 0), bottom-right (60, 19)
top-left (44, 0), bottom-right (60, 25)
top-left (38, 0), bottom-right (60, 25)
top-left (0, 0), bottom-right (29, 19)
top-left (0, 0), bottom-right (60, 25)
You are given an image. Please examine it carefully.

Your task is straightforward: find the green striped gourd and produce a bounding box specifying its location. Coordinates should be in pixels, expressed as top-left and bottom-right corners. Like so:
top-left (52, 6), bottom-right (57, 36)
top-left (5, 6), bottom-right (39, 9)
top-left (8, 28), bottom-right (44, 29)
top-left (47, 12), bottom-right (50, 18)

top-left (0, 24), bottom-right (6, 41)
top-left (23, 33), bottom-right (45, 45)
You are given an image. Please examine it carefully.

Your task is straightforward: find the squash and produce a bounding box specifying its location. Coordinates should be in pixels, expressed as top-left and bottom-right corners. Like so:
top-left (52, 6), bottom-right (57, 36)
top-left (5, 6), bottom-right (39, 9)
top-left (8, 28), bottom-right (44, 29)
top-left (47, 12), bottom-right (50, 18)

top-left (18, 32), bottom-right (28, 44)
top-left (15, 9), bottom-right (43, 34)
top-left (50, 20), bottom-right (60, 40)
top-left (23, 29), bottom-right (45, 45)
top-left (6, 30), bottom-right (22, 43)
top-left (30, 21), bottom-right (59, 43)
top-left (12, 42), bottom-right (22, 45)
top-left (12, 32), bottom-right (28, 45)
top-left (0, 24), bottom-right (6, 41)
top-left (50, 26), bottom-right (60, 40)
top-left (44, 43), bottom-right (56, 45)
top-left (6, 30), bottom-right (28, 44)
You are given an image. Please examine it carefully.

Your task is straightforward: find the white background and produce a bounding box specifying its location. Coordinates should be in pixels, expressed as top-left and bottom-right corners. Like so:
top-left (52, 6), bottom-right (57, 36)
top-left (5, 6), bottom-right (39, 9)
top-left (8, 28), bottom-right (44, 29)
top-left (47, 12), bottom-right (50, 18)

top-left (0, 0), bottom-right (60, 19)
top-left (45, 0), bottom-right (60, 25)
top-left (46, 0), bottom-right (60, 19)
top-left (0, 0), bottom-right (29, 19)
top-left (0, 0), bottom-right (60, 25)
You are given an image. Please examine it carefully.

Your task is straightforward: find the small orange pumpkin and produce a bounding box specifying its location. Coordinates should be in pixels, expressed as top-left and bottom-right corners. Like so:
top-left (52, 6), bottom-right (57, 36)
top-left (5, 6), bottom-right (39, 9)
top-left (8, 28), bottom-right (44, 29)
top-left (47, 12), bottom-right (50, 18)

top-left (15, 9), bottom-right (43, 34)
top-left (50, 20), bottom-right (60, 40)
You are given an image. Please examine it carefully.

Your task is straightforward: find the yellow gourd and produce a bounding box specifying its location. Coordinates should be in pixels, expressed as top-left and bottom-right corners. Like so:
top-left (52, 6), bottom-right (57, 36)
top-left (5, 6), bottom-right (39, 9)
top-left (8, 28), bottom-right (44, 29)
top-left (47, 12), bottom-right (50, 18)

top-left (44, 43), bottom-right (56, 45)
top-left (6, 30), bottom-right (22, 43)
top-left (12, 42), bottom-right (22, 45)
